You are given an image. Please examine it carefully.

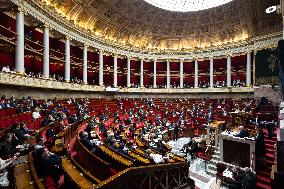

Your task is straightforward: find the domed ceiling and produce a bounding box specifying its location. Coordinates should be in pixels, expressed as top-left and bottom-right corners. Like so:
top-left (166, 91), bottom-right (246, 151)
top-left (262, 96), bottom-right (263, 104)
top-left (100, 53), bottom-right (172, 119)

top-left (42, 0), bottom-right (281, 52)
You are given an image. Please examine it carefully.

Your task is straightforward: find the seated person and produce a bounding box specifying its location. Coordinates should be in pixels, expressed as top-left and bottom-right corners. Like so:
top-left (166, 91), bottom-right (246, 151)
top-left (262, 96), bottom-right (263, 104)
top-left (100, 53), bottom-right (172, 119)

top-left (234, 126), bottom-right (249, 138)
top-left (85, 119), bottom-right (96, 137)
top-left (32, 108), bottom-right (41, 119)
top-left (0, 152), bottom-right (20, 187)
top-left (45, 127), bottom-right (55, 139)
top-left (79, 131), bottom-right (98, 153)
top-left (13, 123), bottom-right (34, 141)
top-left (0, 133), bottom-right (19, 156)
top-left (68, 114), bottom-right (78, 124)
top-left (41, 115), bottom-right (55, 126)
top-left (34, 136), bottom-right (45, 151)
top-left (156, 139), bottom-right (167, 156)
top-left (145, 149), bottom-right (165, 164)
top-left (36, 148), bottom-right (62, 185)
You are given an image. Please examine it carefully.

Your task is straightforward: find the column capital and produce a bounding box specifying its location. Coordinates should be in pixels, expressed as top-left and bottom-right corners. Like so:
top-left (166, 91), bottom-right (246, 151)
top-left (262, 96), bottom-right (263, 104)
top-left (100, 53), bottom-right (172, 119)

top-left (83, 43), bottom-right (89, 48)
top-left (180, 59), bottom-right (184, 63)
top-left (17, 6), bottom-right (27, 15)
top-left (65, 35), bottom-right (71, 40)
top-left (246, 50), bottom-right (252, 54)
top-left (226, 53), bottom-right (233, 57)
top-left (42, 21), bottom-right (51, 29)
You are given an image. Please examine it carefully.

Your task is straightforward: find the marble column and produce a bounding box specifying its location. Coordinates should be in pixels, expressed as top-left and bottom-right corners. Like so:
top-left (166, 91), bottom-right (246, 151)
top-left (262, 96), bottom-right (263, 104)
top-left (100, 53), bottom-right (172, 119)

top-left (15, 9), bottom-right (25, 73)
top-left (166, 60), bottom-right (170, 88)
top-left (83, 45), bottom-right (88, 84)
top-left (153, 59), bottom-right (157, 88)
top-left (64, 37), bottom-right (70, 82)
top-left (113, 55), bottom-right (118, 87)
top-left (210, 57), bottom-right (214, 87)
top-left (127, 58), bottom-right (131, 87)
top-left (246, 52), bottom-right (252, 86)
top-left (43, 26), bottom-right (49, 78)
top-left (227, 55), bottom-right (232, 86)
top-left (140, 59), bottom-right (144, 87)
top-left (194, 59), bottom-right (199, 88)
top-left (99, 50), bottom-right (104, 86)
top-left (180, 60), bottom-right (184, 88)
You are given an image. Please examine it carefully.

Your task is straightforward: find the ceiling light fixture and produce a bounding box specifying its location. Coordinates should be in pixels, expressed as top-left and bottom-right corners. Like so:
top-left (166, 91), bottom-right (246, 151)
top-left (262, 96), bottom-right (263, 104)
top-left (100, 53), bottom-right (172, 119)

top-left (143, 0), bottom-right (233, 12)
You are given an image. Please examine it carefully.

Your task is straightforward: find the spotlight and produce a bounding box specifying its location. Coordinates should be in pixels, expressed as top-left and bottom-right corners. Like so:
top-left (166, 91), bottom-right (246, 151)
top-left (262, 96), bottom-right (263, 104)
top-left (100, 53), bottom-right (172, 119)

top-left (265, 6), bottom-right (277, 13)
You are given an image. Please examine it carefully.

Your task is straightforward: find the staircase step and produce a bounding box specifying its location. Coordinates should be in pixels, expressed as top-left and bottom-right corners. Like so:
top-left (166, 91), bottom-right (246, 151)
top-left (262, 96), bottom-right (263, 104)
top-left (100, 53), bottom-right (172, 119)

top-left (257, 175), bottom-right (271, 184)
top-left (265, 153), bottom-right (275, 160)
top-left (206, 169), bottom-right (216, 176)
top-left (264, 143), bottom-right (274, 148)
top-left (212, 154), bottom-right (220, 159)
top-left (209, 158), bottom-right (220, 165)
top-left (257, 182), bottom-right (271, 189)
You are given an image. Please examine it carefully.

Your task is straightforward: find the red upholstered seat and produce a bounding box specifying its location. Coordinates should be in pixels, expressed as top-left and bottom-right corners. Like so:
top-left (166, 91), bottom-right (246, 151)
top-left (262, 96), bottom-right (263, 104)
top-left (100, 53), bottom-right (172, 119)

top-left (43, 176), bottom-right (57, 189)
top-left (109, 168), bottom-right (118, 175)
top-left (216, 162), bottom-right (226, 184)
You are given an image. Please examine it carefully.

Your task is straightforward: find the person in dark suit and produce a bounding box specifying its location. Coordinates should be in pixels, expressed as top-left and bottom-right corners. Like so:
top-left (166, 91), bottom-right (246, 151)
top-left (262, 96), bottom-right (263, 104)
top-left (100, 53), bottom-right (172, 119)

top-left (37, 148), bottom-right (62, 185)
top-left (243, 167), bottom-right (257, 189)
top-left (85, 119), bottom-right (95, 138)
top-left (0, 133), bottom-right (18, 156)
top-left (225, 167), bottom-right (246, 189)
top-left (188, 139), bottom-right (198, 159)
top-left (174, 124), bottom-right (180, 141)
top-left (255, 129), bottom-right (266, 156)
top-left (79, 131), bottom-right (98, 153)
top-left (255, 129), bottom-right (267, 168)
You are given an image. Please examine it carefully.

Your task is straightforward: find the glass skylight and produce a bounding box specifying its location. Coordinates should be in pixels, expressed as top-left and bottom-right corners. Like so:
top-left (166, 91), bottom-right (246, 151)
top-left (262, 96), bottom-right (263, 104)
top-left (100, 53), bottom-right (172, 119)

top-left (143, 0), bottom-right (233, 12)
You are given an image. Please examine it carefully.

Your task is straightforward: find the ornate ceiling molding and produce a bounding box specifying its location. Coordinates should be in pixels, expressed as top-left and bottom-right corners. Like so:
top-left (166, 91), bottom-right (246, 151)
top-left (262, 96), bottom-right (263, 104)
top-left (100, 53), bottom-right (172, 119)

top-left (10, 0), bottom-right (283, 60)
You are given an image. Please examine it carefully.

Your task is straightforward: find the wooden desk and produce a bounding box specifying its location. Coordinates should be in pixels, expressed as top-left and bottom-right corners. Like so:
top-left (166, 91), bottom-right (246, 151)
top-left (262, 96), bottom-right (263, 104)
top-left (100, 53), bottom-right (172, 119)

top-left (99, 145), bottom-right (133, 166)
top-left (62, 157), bottom-right (98, 189)
top-left (14, 162), bottom-right (38, 189)
top-left (208, 121), bottom-right (225, 128)
top-left (128, 150), bottom-right (151, 164)
top-left (28, 152), bottom-right (45, 189)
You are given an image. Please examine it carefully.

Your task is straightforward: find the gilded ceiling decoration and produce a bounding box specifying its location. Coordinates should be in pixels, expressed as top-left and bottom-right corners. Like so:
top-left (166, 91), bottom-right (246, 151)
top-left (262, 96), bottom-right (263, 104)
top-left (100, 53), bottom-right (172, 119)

top-left (41, 0), bottom-right (281, 52)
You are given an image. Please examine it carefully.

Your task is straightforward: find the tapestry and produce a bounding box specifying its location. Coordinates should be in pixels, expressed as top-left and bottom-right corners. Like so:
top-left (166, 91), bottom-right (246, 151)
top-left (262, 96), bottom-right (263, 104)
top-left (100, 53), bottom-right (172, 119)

top-left (255, 48), bottom-right (280, 85)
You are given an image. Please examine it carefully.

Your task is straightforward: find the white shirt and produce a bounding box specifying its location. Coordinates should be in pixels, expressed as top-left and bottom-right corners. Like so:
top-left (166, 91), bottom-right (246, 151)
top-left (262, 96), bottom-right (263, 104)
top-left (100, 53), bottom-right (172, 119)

top-left (1, 67), bottom-right (9, 73)
top-left (32, 111), bottom-right (41, 119)
top-left (150, 153), bottom-right (164, 164)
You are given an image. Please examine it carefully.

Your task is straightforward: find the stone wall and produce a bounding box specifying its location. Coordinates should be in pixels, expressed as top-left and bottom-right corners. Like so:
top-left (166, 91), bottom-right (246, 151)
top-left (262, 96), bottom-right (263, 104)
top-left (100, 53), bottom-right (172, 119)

top-left (254, 85), bottom-right (282, 105)
top-left (0, 85), bottom-right (112, 99)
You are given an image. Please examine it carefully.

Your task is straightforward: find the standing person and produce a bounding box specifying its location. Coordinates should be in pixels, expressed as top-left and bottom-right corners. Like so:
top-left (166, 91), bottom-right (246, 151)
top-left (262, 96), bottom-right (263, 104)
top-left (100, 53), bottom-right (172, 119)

top-left (255, 129), bottom-right (267, 168)
top-left (174, 124), bottom-right (180, 141)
